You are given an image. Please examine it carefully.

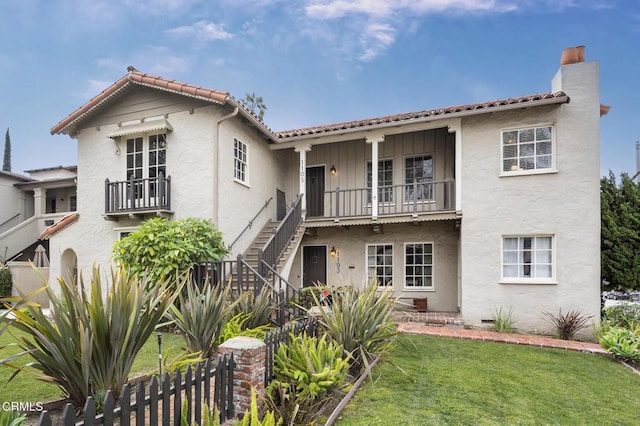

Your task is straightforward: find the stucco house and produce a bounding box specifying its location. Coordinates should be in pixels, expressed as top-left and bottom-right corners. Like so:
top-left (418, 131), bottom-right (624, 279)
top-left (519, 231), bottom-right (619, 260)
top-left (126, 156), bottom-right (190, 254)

top-left (47, 48), bottom-right (602, 331)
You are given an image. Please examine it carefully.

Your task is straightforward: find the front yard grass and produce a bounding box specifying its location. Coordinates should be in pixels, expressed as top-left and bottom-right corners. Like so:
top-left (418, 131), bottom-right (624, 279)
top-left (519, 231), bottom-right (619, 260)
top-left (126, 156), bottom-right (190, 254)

top-left (337, 334), bottom-right (640, 425)
top-left (0, 329), bottom-right (184, 404)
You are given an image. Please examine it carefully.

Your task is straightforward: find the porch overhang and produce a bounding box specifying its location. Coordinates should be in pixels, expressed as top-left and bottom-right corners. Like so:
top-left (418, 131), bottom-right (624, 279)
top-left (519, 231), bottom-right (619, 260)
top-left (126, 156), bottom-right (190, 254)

top-left (304, 210), bottom-right (461, 228)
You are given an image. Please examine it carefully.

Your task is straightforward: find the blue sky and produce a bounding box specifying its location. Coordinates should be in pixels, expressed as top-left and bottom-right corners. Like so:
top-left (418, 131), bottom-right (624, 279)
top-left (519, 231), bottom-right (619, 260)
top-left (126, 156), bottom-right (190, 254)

top-left (0, 0), bottom-right (638, 177)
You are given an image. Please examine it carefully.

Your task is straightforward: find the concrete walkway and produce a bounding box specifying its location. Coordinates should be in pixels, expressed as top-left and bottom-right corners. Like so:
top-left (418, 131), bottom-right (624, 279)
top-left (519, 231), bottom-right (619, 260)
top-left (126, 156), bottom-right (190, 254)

top-left (397, 322), bottom-right (607, 354)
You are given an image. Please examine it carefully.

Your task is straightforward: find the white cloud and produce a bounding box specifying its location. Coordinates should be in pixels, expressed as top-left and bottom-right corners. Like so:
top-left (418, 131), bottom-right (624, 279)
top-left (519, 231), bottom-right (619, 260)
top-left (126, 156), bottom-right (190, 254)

top-left (301, 0), bottom-right (521, 62)
top-left (166, 20), bottom-right (233, 42)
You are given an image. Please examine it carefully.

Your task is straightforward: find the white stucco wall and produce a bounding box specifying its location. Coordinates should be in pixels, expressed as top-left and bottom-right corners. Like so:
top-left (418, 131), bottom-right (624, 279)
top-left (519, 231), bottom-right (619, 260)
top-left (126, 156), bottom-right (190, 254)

top-left (289, 221), bottom-right (459, 311)
top-left (48, 93), bottom-right (284, 290)
top-left (460, 61), bottom-right (601, 332)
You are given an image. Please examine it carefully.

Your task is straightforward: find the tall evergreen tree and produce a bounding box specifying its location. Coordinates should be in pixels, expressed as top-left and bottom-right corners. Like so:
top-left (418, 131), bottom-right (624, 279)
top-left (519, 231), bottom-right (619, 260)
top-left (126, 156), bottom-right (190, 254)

top-left (601, 171), bottom-right (640, 291)
top-left (2, 128), bottom-right (10, 172)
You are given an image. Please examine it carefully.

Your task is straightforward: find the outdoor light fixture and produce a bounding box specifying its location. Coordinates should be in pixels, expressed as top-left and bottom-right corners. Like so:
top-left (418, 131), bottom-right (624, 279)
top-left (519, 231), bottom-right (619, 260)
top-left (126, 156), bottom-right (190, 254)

top-left (330, 246), bottom-right (337, 257)
top-left (330, 165), bottom-right (336, 175)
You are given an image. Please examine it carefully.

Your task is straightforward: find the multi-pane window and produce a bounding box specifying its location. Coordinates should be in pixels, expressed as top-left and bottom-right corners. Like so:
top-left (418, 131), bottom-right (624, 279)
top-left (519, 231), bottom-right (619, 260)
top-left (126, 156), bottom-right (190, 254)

top-left (234, 138), bottom-right (248, 183)
top-left (367, 244), bottom-right (393, 286)
top-left (366, 159), bottom-right (393, 203)
top-left (126, 137), bottom-right (144, 182)
top-left (502, 126), bottom-right (553, 172)
top-left (148, 134), bottom-right (167, 196)
top-left (405, 243), bottom-right (433, 288)
top-left (502, 236), bottom-right (553, 280)
top-left (404, 155), bottom-right (433, 202)
top-left (125, 133), bottom-right (167, 199)
top-left (69, 195), bottom-right (77, 212)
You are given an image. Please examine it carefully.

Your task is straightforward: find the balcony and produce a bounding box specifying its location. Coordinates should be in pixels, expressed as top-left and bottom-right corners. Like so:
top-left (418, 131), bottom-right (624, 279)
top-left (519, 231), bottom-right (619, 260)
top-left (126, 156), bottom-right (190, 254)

top-left (104, 174), bottom-right (172, 220)
top-left (307, 179), bottom-right (457, 226)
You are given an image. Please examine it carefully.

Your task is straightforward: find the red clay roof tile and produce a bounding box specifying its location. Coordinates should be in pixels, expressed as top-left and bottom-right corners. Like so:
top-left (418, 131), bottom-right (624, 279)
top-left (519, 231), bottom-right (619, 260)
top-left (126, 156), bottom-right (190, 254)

top-left (275, 92), bottom-right (569, 140)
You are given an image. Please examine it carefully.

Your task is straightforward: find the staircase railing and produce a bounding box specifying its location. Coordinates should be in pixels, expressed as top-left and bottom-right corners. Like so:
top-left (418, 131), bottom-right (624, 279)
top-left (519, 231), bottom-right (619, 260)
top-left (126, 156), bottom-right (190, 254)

top-left (258, 194), bottom-right (303, 278)
top-left (227, 197), bottom-right (273, 251)
top-left (193, 255), bottom-right (301, 327)
top-left (260, 261), bottom-right (302, 325)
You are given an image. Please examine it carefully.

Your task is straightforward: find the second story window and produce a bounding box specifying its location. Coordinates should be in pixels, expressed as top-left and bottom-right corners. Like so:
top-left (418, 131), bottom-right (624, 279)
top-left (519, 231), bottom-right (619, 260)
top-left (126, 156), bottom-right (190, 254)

top-left (502, 126), bottom-right (553, 173)
top-left (404, 155), bottom-right (433, 202)
top-left (366, 159), bottom-right (394, 204)
top-left (234, 138), bottom-right (248, 184)
top-left (126, 133), bottom-right (167, 198)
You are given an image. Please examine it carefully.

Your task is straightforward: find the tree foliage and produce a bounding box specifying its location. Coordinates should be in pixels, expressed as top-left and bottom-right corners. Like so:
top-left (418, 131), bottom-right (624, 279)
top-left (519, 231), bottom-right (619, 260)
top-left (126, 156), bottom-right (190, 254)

top-left (601, 171), bottom-right (640, 291)
top-left (241, 92), bottom-right (267, 121)
top-left (3, 128), bottom-right (10, 172)
top-left (112, 217), bottom-right (227, 286)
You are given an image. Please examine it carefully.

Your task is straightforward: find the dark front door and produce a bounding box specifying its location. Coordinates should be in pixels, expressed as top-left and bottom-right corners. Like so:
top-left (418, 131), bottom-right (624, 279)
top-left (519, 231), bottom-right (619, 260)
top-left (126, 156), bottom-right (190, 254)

top-left (276, 189), bottom-right (286, 221)
top-left (303, 246), bottom-right (327, 287)
top-left (306, 166), bottom-right (325, 217)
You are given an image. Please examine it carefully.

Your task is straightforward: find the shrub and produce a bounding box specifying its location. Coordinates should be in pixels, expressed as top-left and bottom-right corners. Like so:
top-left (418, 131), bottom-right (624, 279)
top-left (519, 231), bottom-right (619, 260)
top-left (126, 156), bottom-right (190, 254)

top-left (271, 332), bottom-right (349, 398)
top-left (168, 281), bottom-right (240, 358)
top-left (180, 400), bottom-right (221, 426)
top-left (315, 280), bottom-right (397, 376)
top-left (6, 265), bottom-right (180, 408)
top-left (112, 217), bottom-right (227, 288)
top-left (602, 304), bottom-right (640, 330)
top-left (598, 327), bottom-right (640, 363)
top-left (298, 286), bottom-right (322, 310)
top-left (491, 307), bottom-right (516, 333)
top-left (542, 309), bottom-right (593, 340)
top-left (218, 312), bottom-right (272, 345)
top-left (0, 265), bottom-right (12, 300)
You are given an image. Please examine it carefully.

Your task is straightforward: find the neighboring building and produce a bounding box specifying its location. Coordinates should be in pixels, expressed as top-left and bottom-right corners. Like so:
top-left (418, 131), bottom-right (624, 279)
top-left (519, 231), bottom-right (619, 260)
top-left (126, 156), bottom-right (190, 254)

top-left (48, 48), bottom-right (602, 331)
top-left (0, 166), bottom-right (77, 263)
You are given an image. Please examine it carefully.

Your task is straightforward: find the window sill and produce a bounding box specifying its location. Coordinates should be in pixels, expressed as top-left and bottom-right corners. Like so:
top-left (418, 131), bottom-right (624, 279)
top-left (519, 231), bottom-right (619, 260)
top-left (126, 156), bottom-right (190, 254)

top-left (234, 179), bottom-right (250, 188)
top-left (499, 169), bottom-right (558, 178)
top-left (403, 287), bottom-right (436, 292)
top-left (499, 280), bottom-right (557, 285)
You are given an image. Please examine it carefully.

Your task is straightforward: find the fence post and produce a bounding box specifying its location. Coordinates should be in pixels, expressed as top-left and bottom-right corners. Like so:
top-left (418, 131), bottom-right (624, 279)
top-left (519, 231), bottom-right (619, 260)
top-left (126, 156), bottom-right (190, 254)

top-left (217, 336), bottom-right (266, 419)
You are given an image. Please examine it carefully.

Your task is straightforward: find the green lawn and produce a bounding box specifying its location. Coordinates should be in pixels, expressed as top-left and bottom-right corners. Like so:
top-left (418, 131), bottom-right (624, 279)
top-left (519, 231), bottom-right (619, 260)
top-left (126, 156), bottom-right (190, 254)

top-left (0, 329), bottom-right (185, 403)
top-left (337, 334), bottom-right (640, 425)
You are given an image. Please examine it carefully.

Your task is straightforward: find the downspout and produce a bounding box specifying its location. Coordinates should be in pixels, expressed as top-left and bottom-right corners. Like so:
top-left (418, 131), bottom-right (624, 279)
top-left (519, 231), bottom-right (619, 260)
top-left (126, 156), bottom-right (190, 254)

top-left (215, 105), bottom-right (239, 227)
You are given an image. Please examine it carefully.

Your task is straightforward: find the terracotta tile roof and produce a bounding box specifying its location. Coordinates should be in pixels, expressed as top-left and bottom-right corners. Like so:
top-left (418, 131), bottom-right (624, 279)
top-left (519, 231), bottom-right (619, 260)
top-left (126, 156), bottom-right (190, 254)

top-left (50, 68), bottom-right (275, 140)
top-left (275, 92), bottom-right (569, 140)
top-left (39, 212), bottom-right (79, 240)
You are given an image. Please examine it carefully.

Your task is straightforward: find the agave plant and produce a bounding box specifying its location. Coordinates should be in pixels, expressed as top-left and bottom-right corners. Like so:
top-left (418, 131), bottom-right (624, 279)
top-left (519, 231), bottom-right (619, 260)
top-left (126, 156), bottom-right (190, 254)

top-left (169, 280), bottom-right (241, 358)
top-left (314, 281), bottom-right (397, 375)
top-left (6, 265), bottom-right (180, 408)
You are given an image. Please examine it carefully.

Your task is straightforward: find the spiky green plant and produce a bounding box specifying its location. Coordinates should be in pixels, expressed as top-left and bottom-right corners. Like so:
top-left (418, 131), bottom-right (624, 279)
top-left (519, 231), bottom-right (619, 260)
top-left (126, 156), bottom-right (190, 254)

top-left (491, 307), bottom-right (516, 333)
top-left (217, 312), bottom-right (271, 345)
top-left (5, 265), bottom-right (180, 408)
top-left (180, 400), bottom-right (221, 426)
top-left (0, 410), bottom-right (26, 426)
top-left (168, 281), bottom-right (241, 358)
top-left (233, 285), bottom-right (275, 329)
top-left (314, 281), bottom-right (397, 375)
top-left (542, 309), bottom-right (593, 340)
top-left (240, 388), bottom-right (282, 426)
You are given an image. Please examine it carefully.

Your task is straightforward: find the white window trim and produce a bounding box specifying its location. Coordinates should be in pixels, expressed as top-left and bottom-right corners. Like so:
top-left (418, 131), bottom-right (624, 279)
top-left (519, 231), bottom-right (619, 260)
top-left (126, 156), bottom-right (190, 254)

top-left (403, 241), bottom-right (435, 291)
top-left (366, 243), bottom-right (394, 288)
top-left (233, 138), bottom-right (250, 187)
top-left (403, 152), bottom-right (435, 205)
top-left (122, 132), bottom-right (168, 181)
top-left (500, 124), bottom-right (557, 177)
top-left (500, 234), bottom-right (557, 285)
top-left (114, 226), bottom-right (139, 240)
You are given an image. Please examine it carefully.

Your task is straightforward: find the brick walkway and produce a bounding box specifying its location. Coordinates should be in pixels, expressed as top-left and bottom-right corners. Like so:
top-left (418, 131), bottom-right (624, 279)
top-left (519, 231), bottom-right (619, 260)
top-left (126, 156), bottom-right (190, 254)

top-left (397, 322), bottom-right (607, 354)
